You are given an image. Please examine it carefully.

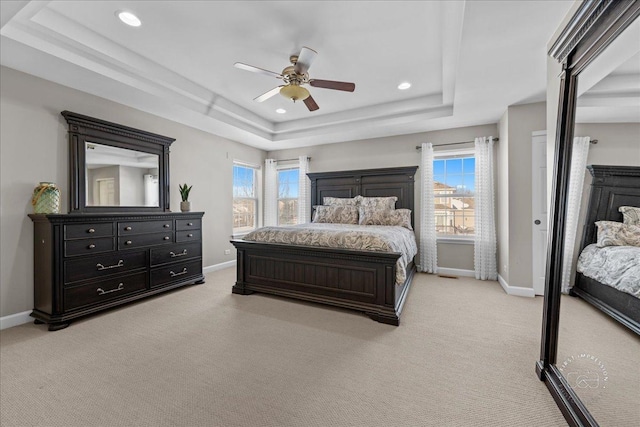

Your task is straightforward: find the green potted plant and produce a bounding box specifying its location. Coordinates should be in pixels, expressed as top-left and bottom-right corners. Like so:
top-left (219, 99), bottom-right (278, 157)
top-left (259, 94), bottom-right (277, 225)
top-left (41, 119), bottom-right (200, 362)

top-left (179, 183), bottom-right (192, 212)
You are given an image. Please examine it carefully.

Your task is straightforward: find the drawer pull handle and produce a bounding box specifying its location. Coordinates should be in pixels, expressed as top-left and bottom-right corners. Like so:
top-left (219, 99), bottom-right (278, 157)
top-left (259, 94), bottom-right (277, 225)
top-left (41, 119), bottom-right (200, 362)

top-left (125, 240), bottom-right (132, 245)
top-left (170, 250), bottom-right (188, 258)
top-left (88, 244), bottom-right (96, 249)
top-left (170, 268), bottom-right (188, 277)
top-left (163, 236), bottom-right (170, 241)
top-left (97, 283), bottom-right (124, 295)
top-left (164, 224), bottom-right (170, 228)
top-left (187, 222), bottom-right (193, 226)
top-left (187, 233), bottom-right (193, 238)
top-left (96, 260), bottom-right (124, 271)
top-left (88, 228), bottom-right (95, 233)
top-left (125, 226), bottom-right (132, 231)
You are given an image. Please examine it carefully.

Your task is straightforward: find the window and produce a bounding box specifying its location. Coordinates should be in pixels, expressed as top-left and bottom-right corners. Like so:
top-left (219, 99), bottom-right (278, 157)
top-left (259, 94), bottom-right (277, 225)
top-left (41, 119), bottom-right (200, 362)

top-left (277, 168), bottom-right (299, 225)
top-left (433, 155), bottom-right (475, 236)
top-left (233, 164), bottom-right (258, 234)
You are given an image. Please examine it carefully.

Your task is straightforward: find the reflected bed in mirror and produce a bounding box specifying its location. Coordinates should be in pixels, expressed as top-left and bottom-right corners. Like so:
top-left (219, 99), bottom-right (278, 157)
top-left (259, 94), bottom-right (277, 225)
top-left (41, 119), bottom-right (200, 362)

top-left (62, 111), bottom-right (174, 213)
top-left (85, 142), bottom-right (160, 207)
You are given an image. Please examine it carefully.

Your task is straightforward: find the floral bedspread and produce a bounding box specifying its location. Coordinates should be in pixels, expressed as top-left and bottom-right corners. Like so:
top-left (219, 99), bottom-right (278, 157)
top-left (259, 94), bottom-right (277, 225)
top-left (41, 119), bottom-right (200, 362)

top-left (242, 223), bottom-right (417, 285)
top-left (577, 243), bottom-right (640, 298)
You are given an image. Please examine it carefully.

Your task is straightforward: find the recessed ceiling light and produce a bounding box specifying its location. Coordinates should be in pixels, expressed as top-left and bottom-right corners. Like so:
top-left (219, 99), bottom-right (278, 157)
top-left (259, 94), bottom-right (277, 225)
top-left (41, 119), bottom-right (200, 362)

top-left (397, 82), bottom-right (411, 90)
top-left (276, 108), bottom-right (287, 114)
top-left (117, 11), bottom-right (142, 27)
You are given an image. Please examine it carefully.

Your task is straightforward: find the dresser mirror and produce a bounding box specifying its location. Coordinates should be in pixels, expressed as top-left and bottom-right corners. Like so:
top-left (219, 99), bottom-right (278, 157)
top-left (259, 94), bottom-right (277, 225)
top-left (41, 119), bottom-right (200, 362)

top-left (85, 142), bottom-right (160, 207)
top-left (538, 2), bottom-right (640, 427)
top-left (62, 111), bottom-right (174, 213)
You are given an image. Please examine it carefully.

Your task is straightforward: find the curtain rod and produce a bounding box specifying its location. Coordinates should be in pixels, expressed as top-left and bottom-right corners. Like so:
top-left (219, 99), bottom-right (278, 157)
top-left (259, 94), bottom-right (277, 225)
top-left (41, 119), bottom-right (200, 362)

top-left (415, 138), bottom-right (500, 150)
top-left (414, 138), bottom-right (597, 150)
top-left (273, 156), bottom-right (311, 162)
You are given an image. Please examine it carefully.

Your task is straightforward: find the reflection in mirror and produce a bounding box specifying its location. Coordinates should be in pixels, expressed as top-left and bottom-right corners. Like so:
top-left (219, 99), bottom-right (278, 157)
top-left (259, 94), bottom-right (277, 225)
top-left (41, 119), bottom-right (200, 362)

top-left (557, 17), bottom-right (640, 427)
top-left (85, 142), bottom-right (160, 207)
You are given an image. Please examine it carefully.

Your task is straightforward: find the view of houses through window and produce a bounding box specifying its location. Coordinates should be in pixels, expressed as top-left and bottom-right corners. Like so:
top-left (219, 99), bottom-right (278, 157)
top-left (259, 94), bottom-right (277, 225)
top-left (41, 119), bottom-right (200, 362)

top-left (433, 156), bottom-right (475, 236)
top-left (277, 168), bottom-right (299, 225)
top-left (232, 164), bottom-right (257, 234)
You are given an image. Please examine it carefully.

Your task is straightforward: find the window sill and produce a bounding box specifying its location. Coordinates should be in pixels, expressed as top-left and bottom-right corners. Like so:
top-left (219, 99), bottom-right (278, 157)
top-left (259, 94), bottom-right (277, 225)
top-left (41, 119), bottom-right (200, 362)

top-left (437, 237), bottom-right (474, 245)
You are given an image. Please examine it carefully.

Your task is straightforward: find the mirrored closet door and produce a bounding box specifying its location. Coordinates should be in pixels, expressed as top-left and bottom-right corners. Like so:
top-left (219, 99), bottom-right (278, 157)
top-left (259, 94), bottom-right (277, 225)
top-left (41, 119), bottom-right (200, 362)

top-left (538, 1), bottom-right (640, 426)
top-left (556, 16), bottom-right (640, 426)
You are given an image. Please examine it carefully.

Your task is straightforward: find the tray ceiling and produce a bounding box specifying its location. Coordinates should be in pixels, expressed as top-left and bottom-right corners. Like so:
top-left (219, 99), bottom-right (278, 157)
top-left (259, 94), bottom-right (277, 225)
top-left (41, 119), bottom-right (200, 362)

top-left (1, 1), bottom-right (575, 150)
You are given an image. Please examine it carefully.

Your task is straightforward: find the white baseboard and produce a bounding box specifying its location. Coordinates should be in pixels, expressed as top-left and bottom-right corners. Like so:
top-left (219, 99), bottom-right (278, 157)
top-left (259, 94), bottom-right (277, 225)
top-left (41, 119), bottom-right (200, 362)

top-left (0, 310), bottom-right (32, 330)
top-left (203, 260), bottom-right (236, 274)
top-left (436, 267), bottom-right (475, 278)
top-left (498, 274), bottom-right (535, 298)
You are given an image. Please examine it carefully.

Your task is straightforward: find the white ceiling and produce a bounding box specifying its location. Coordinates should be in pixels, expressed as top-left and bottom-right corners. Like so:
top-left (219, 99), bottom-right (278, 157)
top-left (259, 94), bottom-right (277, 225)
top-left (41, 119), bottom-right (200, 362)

top-left (576, 18), bottom-right (640, 123)
top-left (1, 1), bottom-right (576, 150)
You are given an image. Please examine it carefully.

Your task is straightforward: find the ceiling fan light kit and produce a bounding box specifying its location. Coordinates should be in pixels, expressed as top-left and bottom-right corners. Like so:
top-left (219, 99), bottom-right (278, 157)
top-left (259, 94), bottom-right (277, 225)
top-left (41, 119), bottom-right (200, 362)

top-left (234, 46), bottom-right (355, 111)
top-left (280, 84), bottom-right (310, 102)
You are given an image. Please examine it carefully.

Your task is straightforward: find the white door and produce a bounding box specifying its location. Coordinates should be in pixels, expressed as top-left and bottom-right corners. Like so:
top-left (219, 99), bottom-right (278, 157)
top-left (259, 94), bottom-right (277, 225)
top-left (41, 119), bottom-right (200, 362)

top-left (532, 131), bottom-right (548, 296)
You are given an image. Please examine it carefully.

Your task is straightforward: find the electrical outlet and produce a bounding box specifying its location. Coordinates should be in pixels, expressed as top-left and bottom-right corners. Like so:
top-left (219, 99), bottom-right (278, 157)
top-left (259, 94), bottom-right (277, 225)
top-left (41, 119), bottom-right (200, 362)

top-left (503, 265), bottom-right (508, 273)
top-left (224, 249), bottom-right (231, 255)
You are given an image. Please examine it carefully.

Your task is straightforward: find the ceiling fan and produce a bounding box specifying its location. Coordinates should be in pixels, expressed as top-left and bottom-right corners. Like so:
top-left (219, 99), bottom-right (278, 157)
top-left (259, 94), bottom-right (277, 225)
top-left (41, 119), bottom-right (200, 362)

top-left (234, 47), bottom-right (355, 112)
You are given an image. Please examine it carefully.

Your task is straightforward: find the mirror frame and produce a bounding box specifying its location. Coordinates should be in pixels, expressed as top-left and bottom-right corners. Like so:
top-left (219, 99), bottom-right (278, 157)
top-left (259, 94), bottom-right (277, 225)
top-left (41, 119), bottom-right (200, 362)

top-left (62, 111), bottom-right (174, 213)
top-left (537, 1), bottom-right (640, 426)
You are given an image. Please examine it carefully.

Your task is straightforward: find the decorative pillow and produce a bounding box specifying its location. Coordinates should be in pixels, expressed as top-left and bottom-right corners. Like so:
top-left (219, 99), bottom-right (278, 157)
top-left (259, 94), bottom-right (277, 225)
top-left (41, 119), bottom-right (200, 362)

top-left (595, 221), bottom-right (640, 247)
top-left (312, 205), bottom-right (359, 224)
top-left (322, 196), bottom-right (360, 207)
top-left (359, 196), bottom-right (397, 211)
top-left (619, 206), bottom-right (640, 225)
top-left (358, 207), bottom-right (413, 230)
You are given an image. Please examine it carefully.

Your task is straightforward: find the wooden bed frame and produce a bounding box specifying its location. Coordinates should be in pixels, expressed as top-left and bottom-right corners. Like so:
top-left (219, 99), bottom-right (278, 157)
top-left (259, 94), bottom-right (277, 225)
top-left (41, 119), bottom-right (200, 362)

top-left (570, 165), bottom-right (640, 335)
top-left (231, 166), bottom-right (418, 325)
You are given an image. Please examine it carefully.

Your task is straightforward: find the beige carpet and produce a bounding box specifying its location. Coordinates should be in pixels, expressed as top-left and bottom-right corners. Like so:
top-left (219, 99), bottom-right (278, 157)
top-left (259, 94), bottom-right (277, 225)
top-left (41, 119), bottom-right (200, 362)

top-left (1, 268), bottom-right (568, 427)
top-left (557, 294), bottom-right (640, 427)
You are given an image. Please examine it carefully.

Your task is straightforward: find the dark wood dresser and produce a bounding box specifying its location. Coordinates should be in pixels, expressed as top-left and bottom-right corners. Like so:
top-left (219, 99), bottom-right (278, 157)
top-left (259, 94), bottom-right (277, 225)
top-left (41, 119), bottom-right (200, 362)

top-left (28, 212), bottom-right (205, 330)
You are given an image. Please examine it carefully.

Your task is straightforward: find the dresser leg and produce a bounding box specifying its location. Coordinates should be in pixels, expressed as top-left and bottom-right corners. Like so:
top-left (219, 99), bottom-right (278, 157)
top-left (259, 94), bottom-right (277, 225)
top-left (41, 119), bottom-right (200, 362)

top-left (33, 319), bottom-right (45, 325)
top-left (48, 322), bottom-right (70, 331)
top-left (194, 279), bottom-right (205, 285)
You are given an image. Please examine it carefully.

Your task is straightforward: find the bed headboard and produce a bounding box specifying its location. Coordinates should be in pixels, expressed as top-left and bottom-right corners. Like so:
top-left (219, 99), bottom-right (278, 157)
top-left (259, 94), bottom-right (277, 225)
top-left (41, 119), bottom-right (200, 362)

top-left (579, 165), bottom-right (640, 251)
top-left (307, 166), bottom-right (418, 226)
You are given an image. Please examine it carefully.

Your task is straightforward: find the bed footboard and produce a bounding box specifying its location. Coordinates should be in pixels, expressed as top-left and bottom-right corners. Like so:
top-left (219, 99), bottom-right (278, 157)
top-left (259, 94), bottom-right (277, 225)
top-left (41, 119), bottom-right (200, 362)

top-left (231, 240), bottom-right (414, 325)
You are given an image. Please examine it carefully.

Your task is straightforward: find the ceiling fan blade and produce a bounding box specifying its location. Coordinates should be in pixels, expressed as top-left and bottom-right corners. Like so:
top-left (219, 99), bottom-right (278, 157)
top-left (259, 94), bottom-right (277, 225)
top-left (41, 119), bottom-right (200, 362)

top-left (254, 86), bottom-right (284, 102)
top-left (309, 79), bottom-right (355, 92)
top-left (303, 95), bottom-right (319, 112)
top-left (294, 46), bottom-right (318, 74)
top-left (234, 62), bottom-right (283, 79)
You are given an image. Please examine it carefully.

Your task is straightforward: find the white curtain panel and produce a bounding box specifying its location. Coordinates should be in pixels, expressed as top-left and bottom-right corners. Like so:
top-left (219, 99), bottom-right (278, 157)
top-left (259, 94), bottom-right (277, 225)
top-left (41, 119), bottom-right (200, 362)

top-left (264, 159), bottom-right (278, 226)
top-left (419, 142), bottom-right (438, 273)
top-left (561, 136), bottom-right (591, 294)
top-left (474, 137), bottom-right (498, 281)
top-left (297, 155), bottom-right (310, 224)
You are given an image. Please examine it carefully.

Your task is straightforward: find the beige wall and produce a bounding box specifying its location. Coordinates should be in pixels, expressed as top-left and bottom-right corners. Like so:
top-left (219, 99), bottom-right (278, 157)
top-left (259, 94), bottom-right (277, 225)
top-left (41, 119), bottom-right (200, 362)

top-left (0, 66), bottom-right (265, 318)
top-left (267, 123), bottom-right (498, 271)
top-left (497, 111), bottom-right (510, 283)
top-left (495, 102), bottom-right (547, 289)
top-left (506, 102), bottom-right (547, 289)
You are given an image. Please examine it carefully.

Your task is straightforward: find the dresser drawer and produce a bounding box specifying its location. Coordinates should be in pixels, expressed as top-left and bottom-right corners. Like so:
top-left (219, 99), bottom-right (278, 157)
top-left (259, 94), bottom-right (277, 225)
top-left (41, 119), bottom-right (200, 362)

top-left (176, 229), bottom-right (201, 243)
top-left (150, 242), bottom-right (202, 266)
top-left (64, 223), bottom-right (113, 240)
top-left (64, 271), bottom-right (147, 311)
top-left (176, 219), bottom-right (201, 231)
top-left (65, 237), bottom-right (115, 257)
top-left (118, 220), bottom-right (172, 235)
top-left (118, 232), bottom-right (173, 250)
top-left (151, 259), bottom-right (202, 288)
top-left (64, 250), bottom-right (147, 284)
